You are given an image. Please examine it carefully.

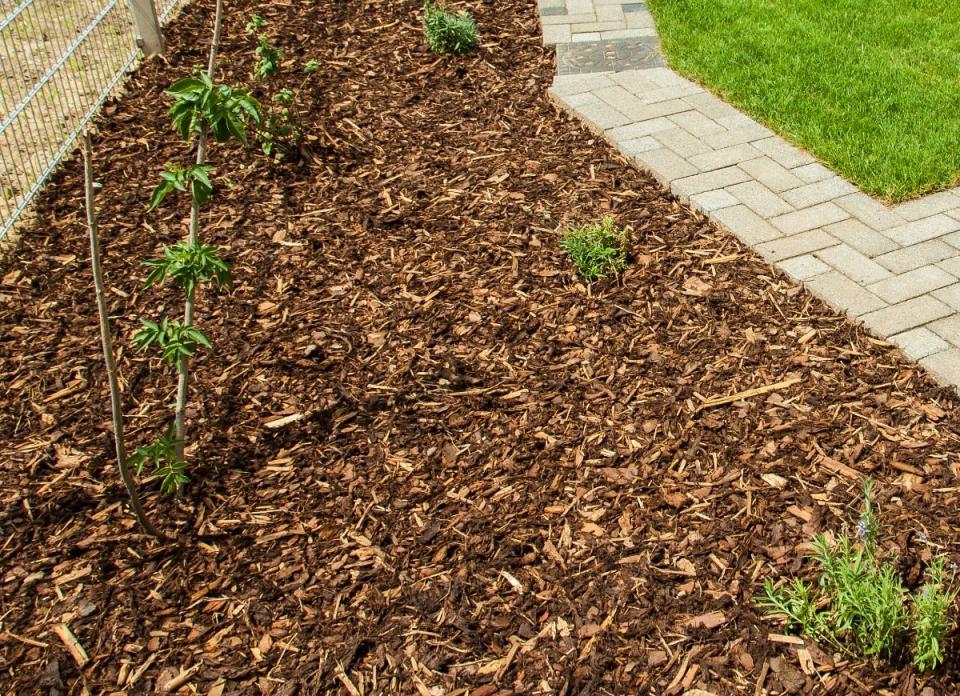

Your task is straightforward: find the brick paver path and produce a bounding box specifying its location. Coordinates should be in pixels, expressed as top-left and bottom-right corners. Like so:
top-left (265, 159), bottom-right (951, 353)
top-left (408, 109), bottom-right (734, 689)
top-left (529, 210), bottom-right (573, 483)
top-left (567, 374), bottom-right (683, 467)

top-left (541, 0), bottom-right (960, 390)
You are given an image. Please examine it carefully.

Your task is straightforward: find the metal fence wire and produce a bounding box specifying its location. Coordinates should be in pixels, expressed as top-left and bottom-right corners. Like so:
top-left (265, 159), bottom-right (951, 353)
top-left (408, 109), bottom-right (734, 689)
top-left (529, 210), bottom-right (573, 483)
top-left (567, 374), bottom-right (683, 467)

top-left (0, 0), bottom-right (182, 239)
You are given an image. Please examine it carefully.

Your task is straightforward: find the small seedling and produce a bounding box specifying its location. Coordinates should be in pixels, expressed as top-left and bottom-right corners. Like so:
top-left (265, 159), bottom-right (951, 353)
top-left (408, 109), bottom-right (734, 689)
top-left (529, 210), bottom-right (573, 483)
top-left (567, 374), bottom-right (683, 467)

top-left (245, 13), bottom-right (267, 34)
top-left (304, 59), bottom-right (320, 74)
top-left (560, 217), bottom-right (628, 281)
top-left (254, 34), bottom-right (282, 78)
top-left (422, 1), bottom-right (479, 55)
top-left (757, 480), bottom-right (957, 672)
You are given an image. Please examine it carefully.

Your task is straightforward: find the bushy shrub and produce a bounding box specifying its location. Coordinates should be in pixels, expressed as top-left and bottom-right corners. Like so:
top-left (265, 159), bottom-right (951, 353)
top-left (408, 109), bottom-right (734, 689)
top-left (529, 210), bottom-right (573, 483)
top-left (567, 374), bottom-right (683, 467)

top-left (422, 2), bottom-right (479, 55)
top-left (560, 217), bottom-right (628, 281)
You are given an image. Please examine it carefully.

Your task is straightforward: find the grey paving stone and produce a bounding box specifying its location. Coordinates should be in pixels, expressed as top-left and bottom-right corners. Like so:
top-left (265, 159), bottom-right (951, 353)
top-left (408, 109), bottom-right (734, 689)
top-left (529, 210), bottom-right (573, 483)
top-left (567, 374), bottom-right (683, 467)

top-left (792, 163), bottom-right (835, 184)
top-left (671, 166), bottom-right (752, 199)
top-left (669, 110), bottom-right (726, 138)
top-left (607, 117), bottom-right (675, 140)
top-left (932, 282), bottom-right (960, 310)
top-left (937, 256), bottom-right (960, 277)
top-left (625, 11), bottom-right (655, 28)
top-left (562, 92), bottom-right (602, 108)
top-left (689, 189), bottom-right (739, 213)
top-left (927, 314), bottom-right (960, 345)
top-left (634, 147), bottom-right (698, 184)
top-left (782, 177), bottom-right (858, 209)
top-left (703, 124), bottom-right (773, 149)
top-left (682, 92), bottom-right (743, 121)
top-left (805, 271), bottom-right (887, 317)
top-left (653, 127), bottom-right (712, 157)
top-left (752, 137), bottom-right (816, 168)
top-left (920, 348), bottom-right (960, 390)
top-left (755, 230), bottom-right (838, 262)
top-left (738, 157), bottom-right (805, 193)
top-left (622, 3), bottom-right (648, 12)
top-left (576, 100), bottom-right (632, 132)
top-left (874, 240), bottom-right (957, 274)
top-left (550, 72), bottom-right (616, 97)
top-left (778, 254), bottom-right (830, 282)
top-left (572, 32), bottom-right (603, 43)
top-left (894, 190), bottom-right (960, 222)
top-left (867, 266), bottom-right (956, 304)
top-left (540, 6), bottom-right (567, 16)
top-left (687, 143), bottom-right (761, 172)
top-left (823, 219), bottom-right (899, 258)
top-left (727, 180), bottom-right (794, 218)
top-left (712, 205), bottom-right (782, 245)
top-left (889, 327), bottom-right (950, 361)
top-left (542, 13), bottom-right (597, 25)
top-left (833, 193), bottom-right (905, 231)
top-left (815, 244), bottom-right (892, 285)
top-left (613, 136), bottom-right (661, 157)
top-left (860, 296), bottom-right (952, 336)
top-left (883, 214), bottom-right (960, 246)
top-left (770, 202), bottom-right (848, 235)
top-left (542, 24), bottom-right (573, 44)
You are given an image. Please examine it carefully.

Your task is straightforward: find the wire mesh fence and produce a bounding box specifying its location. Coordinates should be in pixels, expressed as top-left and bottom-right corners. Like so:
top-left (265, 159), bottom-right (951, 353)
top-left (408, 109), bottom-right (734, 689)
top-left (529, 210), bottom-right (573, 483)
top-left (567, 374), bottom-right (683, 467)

top-left (0, 0), bottom-right (184, 239)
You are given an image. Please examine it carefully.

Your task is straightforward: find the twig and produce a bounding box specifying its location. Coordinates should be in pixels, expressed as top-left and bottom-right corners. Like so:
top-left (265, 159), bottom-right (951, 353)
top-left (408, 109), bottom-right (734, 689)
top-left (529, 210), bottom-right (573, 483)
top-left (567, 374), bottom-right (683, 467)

top-left (697, 376), bottom-right (802, 410)
top-left (51, 623), bottom-right (89, 668)
top-left (83, 134), bottom-right (162, 539)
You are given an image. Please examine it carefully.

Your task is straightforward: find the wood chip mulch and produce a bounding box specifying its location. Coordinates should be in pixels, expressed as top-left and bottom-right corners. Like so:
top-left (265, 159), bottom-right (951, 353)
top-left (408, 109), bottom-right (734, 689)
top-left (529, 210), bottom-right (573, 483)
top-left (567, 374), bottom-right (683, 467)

top-left (2, 1), bottom-right (960, 694)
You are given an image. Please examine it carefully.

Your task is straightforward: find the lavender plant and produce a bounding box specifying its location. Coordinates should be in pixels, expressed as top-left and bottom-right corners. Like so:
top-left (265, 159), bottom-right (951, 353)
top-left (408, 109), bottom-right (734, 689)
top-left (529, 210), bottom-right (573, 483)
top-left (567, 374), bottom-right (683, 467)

top-left (758, 480), bottom-right (956, 672)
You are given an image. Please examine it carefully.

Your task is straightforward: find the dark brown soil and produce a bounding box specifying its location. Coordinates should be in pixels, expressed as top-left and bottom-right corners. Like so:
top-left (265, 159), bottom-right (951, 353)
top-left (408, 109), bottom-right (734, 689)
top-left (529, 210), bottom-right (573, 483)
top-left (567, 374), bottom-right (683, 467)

top-left (2, 0), bottom-right (960, 694)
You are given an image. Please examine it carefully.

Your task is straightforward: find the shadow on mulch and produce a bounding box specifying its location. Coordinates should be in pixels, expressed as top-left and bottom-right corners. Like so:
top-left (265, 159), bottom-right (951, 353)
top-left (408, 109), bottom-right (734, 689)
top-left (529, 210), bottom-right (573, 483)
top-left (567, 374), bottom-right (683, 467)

top-left (1, 0), bottom-right (960, 693)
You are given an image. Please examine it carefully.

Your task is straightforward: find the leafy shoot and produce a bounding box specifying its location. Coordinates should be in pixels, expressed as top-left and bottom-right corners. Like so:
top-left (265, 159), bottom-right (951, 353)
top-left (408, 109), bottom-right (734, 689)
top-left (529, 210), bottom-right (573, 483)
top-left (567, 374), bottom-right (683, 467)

top-left (422, 1), bottom-right (479, 55)
top-left (560, 217), bottom-right (628, 281)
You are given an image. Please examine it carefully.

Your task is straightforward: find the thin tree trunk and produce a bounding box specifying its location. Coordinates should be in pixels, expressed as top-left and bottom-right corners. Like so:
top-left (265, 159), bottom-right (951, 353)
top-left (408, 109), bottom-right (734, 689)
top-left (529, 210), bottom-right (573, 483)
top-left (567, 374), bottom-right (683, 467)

top-left (83, 133), bottom-right (163, 539)
top-left (174, 0), bottom-right (223, 463)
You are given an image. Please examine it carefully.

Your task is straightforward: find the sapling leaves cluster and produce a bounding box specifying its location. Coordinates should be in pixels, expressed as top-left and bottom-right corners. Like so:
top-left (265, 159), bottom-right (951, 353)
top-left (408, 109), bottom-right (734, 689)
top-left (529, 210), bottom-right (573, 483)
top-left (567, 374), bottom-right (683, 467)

top-left (254, 34), bottom-right (282, 79)
top-left (167, 72), bottom-right (261, 144)
top-left (143, 241), bottom-right (232, 295)
top-left (129, 425), bottom-right (188, 495)
top-left (133, 317), bottom-right (212, 365)
top-left (148, 163), bottom-right (214, 211)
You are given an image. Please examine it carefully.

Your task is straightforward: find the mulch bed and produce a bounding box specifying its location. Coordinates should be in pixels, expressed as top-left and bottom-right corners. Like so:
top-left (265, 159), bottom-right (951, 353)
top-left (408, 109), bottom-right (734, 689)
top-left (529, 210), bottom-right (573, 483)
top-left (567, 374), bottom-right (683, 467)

top-left (2, 0), bottom-right (960, 693)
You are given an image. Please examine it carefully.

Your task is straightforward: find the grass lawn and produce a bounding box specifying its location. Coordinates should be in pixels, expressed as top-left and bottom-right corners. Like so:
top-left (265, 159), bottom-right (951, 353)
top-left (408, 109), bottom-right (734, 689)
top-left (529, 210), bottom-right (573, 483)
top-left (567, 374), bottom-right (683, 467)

top-left (647, 0), bottom-right (960, 202)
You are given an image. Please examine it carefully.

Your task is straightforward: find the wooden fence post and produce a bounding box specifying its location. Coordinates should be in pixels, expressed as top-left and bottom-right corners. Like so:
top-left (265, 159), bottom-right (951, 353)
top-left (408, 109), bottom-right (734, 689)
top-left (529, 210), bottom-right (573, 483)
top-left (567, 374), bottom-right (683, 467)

top-left (126, 0), bottom-right (165, 56)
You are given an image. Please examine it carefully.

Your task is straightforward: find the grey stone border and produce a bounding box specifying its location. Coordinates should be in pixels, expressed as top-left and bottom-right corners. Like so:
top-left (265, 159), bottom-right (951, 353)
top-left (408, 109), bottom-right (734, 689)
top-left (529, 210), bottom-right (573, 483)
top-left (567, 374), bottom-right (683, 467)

top-left (540, 0), bottom-right (960, 391)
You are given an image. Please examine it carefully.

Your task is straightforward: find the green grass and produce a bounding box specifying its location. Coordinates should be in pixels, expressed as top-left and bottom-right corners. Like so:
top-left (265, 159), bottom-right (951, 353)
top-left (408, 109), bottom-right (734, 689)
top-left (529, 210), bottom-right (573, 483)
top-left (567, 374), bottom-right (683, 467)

top-left (560, 217), bottom-right (628, 281)
top-left (647, 0), bottom-right (960, 201)
top-left (422, 2), bottom-right (479, 55)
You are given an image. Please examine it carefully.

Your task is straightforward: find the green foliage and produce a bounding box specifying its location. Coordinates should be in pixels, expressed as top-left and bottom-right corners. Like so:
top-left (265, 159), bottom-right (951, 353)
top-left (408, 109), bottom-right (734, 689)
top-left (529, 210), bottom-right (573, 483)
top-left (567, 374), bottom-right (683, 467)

top-left (304, 59), bottom-right (321, 74)
top-left (143, 241), bottom-right (232, 296)
top-left (559, 217), bottom-right (628, 281)
top-left (913, 558), bottom-right (956, 672)
top-left (167, 72), bottom-right (261, 144)
top-left (757, 480), bottom-right (956, 672)
top-left (245, 13), bottom-right (267, 34)
top-left (132, 317), bottom-right (212, 366)
top-left (148, 163), bottom-right (214, 211)
top-left (422, 1), bottom-right (479, 55)
top-left (259, 89), bottom-right (301, 160)
top-left (129, 425), bottom-right (188, 494)
top-left (254, 34), bottom-right (282, 79)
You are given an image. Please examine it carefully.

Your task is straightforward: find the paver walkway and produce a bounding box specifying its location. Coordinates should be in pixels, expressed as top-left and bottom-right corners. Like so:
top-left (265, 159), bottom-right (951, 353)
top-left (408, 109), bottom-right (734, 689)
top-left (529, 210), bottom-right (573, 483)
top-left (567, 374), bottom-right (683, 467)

top-left (540, 0), bottom-right (960, 391)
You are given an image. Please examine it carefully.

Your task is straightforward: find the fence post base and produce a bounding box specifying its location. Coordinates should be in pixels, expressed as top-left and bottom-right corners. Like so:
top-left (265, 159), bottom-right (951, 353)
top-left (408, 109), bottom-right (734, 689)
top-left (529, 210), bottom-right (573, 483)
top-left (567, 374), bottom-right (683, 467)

top-left (126, 0), bottom-right (164, 56)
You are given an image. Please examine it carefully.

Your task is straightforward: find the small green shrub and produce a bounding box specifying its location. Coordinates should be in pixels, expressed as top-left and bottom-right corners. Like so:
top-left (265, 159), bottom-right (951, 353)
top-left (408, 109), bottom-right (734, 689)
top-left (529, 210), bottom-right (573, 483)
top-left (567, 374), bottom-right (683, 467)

top-left (422, 2), bottom-right (479, 55)
top-left (254, 34), bottom-right (282, 78)
top-left (560, 217), bottom-right (628, 281)
top-left (757, 480), bottom-right (956, 672)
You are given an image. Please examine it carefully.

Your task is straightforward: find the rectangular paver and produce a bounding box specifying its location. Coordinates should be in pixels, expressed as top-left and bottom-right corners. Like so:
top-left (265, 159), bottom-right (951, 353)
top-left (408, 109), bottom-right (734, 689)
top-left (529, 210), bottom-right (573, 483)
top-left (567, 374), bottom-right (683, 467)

top-left (823, 219), bottom-right (899, 257)
top-left (927, 314), bottom-right (960, 345)
top-left (894, 190), bottom-right (960, 222)
top-left (634, 147), bottom-right (698, 183)
top-left (860, 296), bottom-right (952, 336)
top-left (687, 143), bottom-right (761, 172)
top-left (932, 283), bottom-right (960, 311)
top-left (727, 180), bottom-right (795, 218)
top-left (752, 137), bottom-right (816, 168)
top-left (874, 240), bottom-right (957, 274)
top-left (833, 193), bottom-right (905, 231)
top-left (778, 254), bottom-right (831, 281)
top-left (712, 205), bottom-right (782, 245)
top-left (888, 327), bottom-right (950, 361)
top-left (867, 266), bottom-right (956, 304)
top-left (920, 348), bottom-right (960, 388)
top-left (805, 271), bottom-right (887, 317)
top-left (755, 230), bottom-right (838, 262)
top-left (815, 244), bottom-right (892, 285)
top-left (689, 189), bottom-right (739, 212)
top-left (654, 127), bottom-right (712, 157)
top-left (738, 157), bottom-right (805, 193)
top-left (672, 166), bottom-right (752, 199)
top-left (782, 177), bottom-right (858, 209)
top-left (883, 214), bottom-right (960, 246)
top-left (770, 202), bottom-right (848, 235)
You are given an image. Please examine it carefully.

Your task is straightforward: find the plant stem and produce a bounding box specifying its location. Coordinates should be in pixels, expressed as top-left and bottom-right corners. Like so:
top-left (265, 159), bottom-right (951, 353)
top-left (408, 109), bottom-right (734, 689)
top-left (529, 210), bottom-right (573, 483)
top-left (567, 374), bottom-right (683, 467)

top-left (82, 133), bottom-right (163, 539)
top-left (173, 0), bottom-right (222, 464)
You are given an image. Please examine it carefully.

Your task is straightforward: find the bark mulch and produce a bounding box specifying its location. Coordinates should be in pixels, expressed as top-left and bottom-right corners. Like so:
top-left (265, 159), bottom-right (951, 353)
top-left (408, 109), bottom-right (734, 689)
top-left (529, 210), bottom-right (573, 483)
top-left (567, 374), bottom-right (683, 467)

top-left (2, 0), bottom-right (960, 694)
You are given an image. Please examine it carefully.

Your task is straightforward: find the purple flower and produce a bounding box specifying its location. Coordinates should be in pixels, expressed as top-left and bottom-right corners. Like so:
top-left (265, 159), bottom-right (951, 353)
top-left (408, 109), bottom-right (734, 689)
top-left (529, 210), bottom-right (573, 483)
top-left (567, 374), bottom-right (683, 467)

top-left (856, 518), bottom-right (869, 543)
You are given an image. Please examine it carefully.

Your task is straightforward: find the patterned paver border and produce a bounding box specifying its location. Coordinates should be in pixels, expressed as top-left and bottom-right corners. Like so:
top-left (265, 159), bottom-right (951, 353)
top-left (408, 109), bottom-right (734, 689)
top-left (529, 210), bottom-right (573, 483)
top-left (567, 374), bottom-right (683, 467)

top-left (540, 0), bottom-right (960, 391)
